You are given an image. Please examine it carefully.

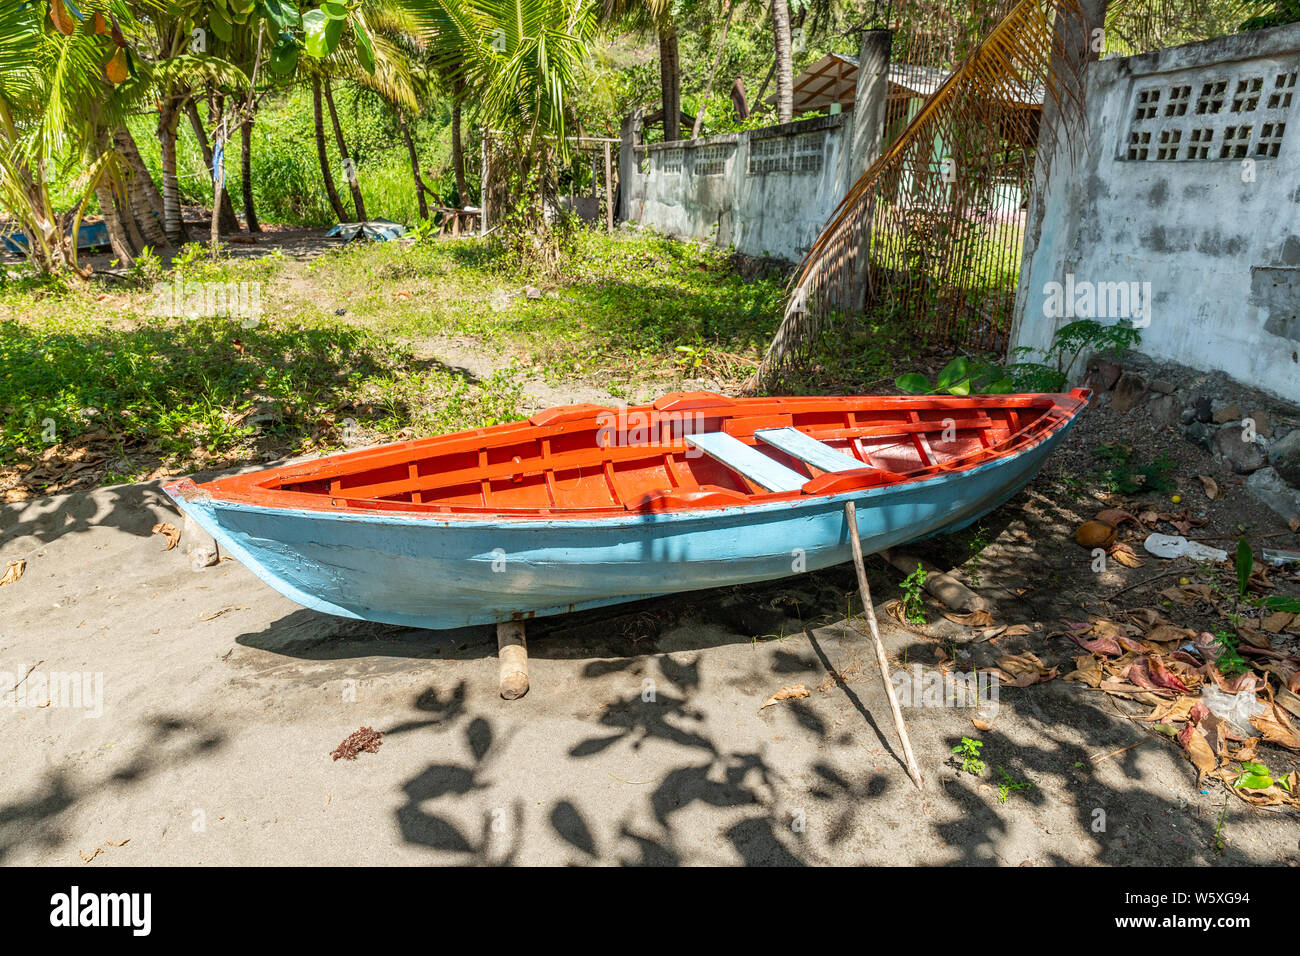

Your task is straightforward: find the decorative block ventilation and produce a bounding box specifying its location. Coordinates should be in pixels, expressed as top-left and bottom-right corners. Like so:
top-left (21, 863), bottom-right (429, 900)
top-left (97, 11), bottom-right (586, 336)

top-left (693, 144), bottom-right (733, 176)
top-left (658, 148), bottom-right (684, 175)
top-left (746, 132), bottom-right (825, 175)
top-left (1123, 61), bottom-right (1297, 162)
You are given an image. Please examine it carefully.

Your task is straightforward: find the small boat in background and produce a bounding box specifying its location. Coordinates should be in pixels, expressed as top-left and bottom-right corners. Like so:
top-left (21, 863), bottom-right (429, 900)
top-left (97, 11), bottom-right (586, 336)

top-left (165, 389), bottom-right (1089, 629)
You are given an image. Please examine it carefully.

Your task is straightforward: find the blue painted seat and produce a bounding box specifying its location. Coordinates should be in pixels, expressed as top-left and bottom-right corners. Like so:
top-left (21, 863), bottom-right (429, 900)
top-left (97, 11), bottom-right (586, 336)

top-left (755, 427), bottom-right (868, 474)
top-left (685, 432), bottom-right (807, 493)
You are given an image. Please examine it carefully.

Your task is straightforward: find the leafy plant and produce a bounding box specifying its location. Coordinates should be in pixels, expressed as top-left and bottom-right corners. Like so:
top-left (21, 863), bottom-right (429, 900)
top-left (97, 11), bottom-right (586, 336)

top-left (901, 562), bottom-right (928, 624)
top-left (996, 766), bottom-right (1034, 803)
top-left (1092, 443), bottom-right (1175, 495)
top-left (1236, 538), bottom-right (1253, 600)
top-left (952, 737), bottom-right (985, 776)
top-left (1213, 629), bottom-right (1250, 679)
top-left (1234, 761), bottom-right (1285, 791)
top-left (895, 356), bottom-right (1012, 396)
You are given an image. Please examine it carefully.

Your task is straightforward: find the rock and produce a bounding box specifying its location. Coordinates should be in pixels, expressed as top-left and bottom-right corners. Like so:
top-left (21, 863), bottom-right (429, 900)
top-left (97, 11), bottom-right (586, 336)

top-left (1191, 393), bottom-right (1213, 423)
top-left (1248, 408), bottom-right (1273, 439)
top-left (1110, 372), bottom-right (1148, 413)
top-left (1212, 423), bottom-right (1267, 474)
top-left (1181, 420), bottom-right (1213, 450)
top-left (1270, 429), bottom-right (1300, 487)
top-left (1246, 468), bottom-right (1300, 524)
top-left (1211, 402), bottom-right (1242, 425)
top-left (1085, 358), bottom-right (1122, 391)
top-left (1149, 378), bottom-right (1177, 395)
top-left (1148, 393), bottom-right (1180, 428)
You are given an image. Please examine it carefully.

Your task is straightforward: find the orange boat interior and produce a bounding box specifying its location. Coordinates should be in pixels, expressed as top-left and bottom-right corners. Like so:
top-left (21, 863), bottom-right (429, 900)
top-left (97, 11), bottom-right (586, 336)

top-left (216, 392), bottom-right (1083, 516)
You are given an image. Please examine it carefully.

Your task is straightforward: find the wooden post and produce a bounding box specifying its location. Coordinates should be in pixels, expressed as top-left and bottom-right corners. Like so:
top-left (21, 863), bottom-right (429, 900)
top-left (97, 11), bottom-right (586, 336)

top-left (603, 141), bottom-right (614, 232)
top-left (496, 620), bottom-right (529, 700)
top-left (845, 501), bottom-right (924, 790)
top-left (479, 132), bottom-right (489, 232)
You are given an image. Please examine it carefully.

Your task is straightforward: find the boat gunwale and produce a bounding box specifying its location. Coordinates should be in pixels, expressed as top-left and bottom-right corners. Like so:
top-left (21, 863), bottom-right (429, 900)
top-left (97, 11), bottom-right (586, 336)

top-left (165, 390), bottom-right (1089, 526)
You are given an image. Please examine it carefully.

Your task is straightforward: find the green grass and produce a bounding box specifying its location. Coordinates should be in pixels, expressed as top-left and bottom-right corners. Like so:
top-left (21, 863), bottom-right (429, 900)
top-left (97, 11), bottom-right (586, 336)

top-left (0, 230), bottom-right (788, 497)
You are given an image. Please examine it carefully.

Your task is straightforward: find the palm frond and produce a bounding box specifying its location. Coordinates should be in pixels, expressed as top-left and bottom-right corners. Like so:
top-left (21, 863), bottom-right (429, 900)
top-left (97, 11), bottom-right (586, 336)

top-left (753, 0), bottom-right (1089, 390)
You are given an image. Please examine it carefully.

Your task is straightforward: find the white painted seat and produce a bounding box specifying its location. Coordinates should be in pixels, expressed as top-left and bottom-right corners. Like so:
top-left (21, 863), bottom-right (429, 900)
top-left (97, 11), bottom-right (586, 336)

top-left (755, 427), bottom-right (867, 473)
top-left (685, 432), bottom-right (807, 493)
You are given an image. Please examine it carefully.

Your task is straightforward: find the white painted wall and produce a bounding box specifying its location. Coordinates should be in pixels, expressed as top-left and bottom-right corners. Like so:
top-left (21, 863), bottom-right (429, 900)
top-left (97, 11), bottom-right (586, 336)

top-left (1011, 22), bottom-right (1300, 403)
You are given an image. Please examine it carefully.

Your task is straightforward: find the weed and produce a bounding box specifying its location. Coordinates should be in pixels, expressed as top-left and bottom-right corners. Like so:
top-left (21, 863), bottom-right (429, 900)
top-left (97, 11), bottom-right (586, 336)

top-left (996, 766), bottom-right (1035, 804)
top-left (901, 562), bottom-right (928, 624)
top-left (952, 737), bottom-right (985, 776)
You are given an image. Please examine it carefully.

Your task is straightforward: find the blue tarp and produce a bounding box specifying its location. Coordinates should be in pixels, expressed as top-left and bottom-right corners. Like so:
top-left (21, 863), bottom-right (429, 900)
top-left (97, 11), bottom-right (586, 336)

top-left (2, 220), bottom-right (110, 255)
top-left (325, 219), bottom-right (407, 242)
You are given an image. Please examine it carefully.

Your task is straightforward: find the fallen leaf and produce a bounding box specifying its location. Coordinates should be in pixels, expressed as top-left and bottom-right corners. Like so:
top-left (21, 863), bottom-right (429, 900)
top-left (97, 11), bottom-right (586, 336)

top-left (1196, 474), bottom-right (1223, 500)
top-left (1250, 702), bottom-right (1300, 750)
top-left (330, 726), bottom-right (384, 760)
top-left (1177, 722), bottom-right (1218, 778)
top-left (1289, 517), bottom-right (1300, 534)
top-left (1108, 542), bottom-right (1144, 568)
top-left (760, 683), bottom-right (810, 710)
top-left (989, 653), bottom-right (1057, 687)
top-left (0, 559), bottom-right (25, 587)
top-left (1064, 654), bottom-right (1104, 687)
top-left (941, 608), bottom-right (993, 627)
top-left (1096, 508), bottom-right (1140, 527)
top-left (972, 717), bottom-right (994, 731)
top-left (79, 847), bottom-right (102, 864)
top-left (151, 522), bottom-right (181, 551)
top-left (1262, 611), bottom-right (1295, 634)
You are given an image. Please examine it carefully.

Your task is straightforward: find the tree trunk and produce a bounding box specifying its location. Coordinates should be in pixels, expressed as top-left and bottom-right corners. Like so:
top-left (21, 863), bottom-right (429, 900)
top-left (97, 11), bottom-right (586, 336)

top-left (240, 110), bottom-right (261, 232)
top-left (312, 75), bottom-right (347, 222)
top-left (157, 99), bottom-right (187, 245)
top-left (95, 180), bottom-right (136, 266)
top-left (324, 78), bottom-right (367, 221)
top-left (451, 77), bottom-right (467, 206)
top-left (730, 76), bottom-right (749, 120)
top-left (771, 0), bottom-right (794, 123)
top-left (398, 111), bottom-right (429, 220)
top-left (658, 23), bottom-right (681, 142)
top-left (693, 2), bottom-right (735, 138)
top-left (114, 128), bottom-right (169, 249)
top-left (184, 98), bottom-right (240, 234)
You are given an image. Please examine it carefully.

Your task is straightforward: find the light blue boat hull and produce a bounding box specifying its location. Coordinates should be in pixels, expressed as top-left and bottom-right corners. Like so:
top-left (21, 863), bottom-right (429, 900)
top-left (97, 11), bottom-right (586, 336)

top-left (171, 416), bottom-right (1075, 630)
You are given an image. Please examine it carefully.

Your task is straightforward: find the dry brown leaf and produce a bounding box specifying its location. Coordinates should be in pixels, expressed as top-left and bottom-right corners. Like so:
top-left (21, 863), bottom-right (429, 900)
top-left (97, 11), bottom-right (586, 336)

top-left (152, 522), bottom-right (181, 551)
top-left (79, 847), bottom-right (102, 864)
top-left (1196, 474), bottom-right (1223, 500)
top-left (0, 559), bottom-right (25, 587)
top-left (1289, 517), bottom-right (1300, 534)
top-left (941, 608), bottom-right (993, 627)
top-left (1262, 612), bottom-right (1295, 634)
top-left (760, 683), bottom-right (810, 710)
top-left (1250, 701), bottom-right (1300, 750)
top-left (1108, 542), bottom-right (1144, 568)
top-left (1144, 623), bottom-right (1193, 645)
top-left (1064, 654), bottom-right (1104, 688)
top-left (1138, 695), bottom-right (1199, 724)
top-left (990, 653), bottom-right (1057, 687)
top-left (1095, 508), bottom-right (1140, 527)
top-left (1178, 722), bottom-right (1218, 778)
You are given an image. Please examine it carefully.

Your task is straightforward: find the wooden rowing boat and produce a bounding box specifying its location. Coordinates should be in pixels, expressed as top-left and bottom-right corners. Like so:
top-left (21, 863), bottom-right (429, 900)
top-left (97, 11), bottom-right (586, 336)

top-left (164, 389), bottom-right (1089, 629)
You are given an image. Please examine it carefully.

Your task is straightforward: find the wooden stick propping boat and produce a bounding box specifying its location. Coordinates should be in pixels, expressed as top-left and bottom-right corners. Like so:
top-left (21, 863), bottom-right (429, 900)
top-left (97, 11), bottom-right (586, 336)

top-left (164, 389), bottom-right (1090, 629)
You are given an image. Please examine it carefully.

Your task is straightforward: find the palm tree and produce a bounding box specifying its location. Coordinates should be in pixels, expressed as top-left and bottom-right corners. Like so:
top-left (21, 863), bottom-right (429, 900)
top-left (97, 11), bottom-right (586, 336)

top-left (770, 0), bottom-right (793, 123)
top-left (601, 0), bottom-right (682, 140)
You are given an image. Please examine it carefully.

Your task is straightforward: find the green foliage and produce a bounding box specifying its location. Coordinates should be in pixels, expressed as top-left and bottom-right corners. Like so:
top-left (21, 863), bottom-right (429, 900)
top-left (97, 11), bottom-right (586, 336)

top-left (1236, 538), bottom-right (1253, 599)
top-left (901, 562), bottom-right (928, 624)
top-left (1092, 443), bottom-right (1175, 495)
top-left (1212, 629), bottom-right (1250, 679)
top-left (952, 737), bottom-right (985, 776)
top-left (996, 766), bottom-right (1034, 804)
top-left (1234, 761), bottom-right (1286, 791)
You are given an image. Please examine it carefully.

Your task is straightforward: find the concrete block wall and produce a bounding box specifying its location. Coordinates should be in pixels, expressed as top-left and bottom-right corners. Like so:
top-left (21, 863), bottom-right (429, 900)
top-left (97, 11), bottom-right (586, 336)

top-left (1012, 21), bottom-right (1300, 404)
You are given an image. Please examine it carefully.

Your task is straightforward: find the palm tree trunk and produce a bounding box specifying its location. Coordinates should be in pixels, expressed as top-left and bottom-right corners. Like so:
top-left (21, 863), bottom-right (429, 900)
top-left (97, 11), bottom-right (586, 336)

top-left (658, 23), bottom-right (681, 141)
top-left (324, 78), bottom-right (367, 221)
top-left (398, 111), bottom-right (429, 220)
top-left (771, 0), bottom-right (794, 123)
top-left (240, 110), bottom-right (261, 233)
top-left (184, 98), bottom-right (241, 234)
top-left (157, 99), bottom-right (187, 245)
top-left (114, 127), bottom-right (165, 221)
top-left (451, 77), bottom-right (467, 206)
top-left (95, 180), bottom-right (136, 266)
top-left (312, 75), bottom-right (347, 222)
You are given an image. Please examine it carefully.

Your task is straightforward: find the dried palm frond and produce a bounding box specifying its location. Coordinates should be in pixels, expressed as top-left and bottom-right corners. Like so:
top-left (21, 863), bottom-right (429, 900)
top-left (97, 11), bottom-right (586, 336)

top-left (751, 0), bottom-right (1091, 392)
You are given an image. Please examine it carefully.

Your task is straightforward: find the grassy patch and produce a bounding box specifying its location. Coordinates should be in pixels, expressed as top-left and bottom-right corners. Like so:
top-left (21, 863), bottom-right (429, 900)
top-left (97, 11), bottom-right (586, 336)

top-left (0, 230), bottom-right (793, 499)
